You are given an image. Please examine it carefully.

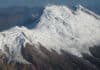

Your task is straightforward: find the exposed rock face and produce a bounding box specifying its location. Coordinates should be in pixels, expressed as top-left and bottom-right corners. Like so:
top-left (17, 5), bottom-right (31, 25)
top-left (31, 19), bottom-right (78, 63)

top-left (18, 43), bottom-right (100, 70)
top-left (0, 43), bottom-right (100, 70)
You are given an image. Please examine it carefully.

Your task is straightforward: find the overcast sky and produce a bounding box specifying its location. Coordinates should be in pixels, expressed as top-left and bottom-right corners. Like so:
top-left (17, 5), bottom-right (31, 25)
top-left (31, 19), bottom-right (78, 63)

top-left (0, 0), bottom-right (99, 14)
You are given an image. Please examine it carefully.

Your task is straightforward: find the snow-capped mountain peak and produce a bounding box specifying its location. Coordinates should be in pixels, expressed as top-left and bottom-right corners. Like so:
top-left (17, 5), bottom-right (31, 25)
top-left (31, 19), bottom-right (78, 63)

top-left (0, 5), bottom-right (100, 64)
top-left (36, 5), bottom-right (100, 53)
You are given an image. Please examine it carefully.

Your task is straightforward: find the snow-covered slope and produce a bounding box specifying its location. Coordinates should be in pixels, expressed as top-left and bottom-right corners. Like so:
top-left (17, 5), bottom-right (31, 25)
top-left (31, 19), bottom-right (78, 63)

top-left (0, 5), bottom-right (100, 64)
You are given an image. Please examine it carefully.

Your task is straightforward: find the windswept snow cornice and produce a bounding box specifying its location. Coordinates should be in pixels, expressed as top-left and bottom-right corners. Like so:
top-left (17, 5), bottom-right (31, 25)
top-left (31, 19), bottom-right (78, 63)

top-left (75, 5), bottom-right (100, 19)
top-left (0, 5), bottom-right (100, 64)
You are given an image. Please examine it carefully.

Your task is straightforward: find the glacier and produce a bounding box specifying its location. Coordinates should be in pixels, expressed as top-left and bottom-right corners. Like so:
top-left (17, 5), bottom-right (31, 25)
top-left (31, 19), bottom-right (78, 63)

top-left (0, 5), bottom-right (100, 64)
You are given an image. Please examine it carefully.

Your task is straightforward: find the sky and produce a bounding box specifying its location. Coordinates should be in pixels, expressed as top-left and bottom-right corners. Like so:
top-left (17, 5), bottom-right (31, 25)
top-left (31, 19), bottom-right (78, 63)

top-left (0, 0), bottom-right (99, 14)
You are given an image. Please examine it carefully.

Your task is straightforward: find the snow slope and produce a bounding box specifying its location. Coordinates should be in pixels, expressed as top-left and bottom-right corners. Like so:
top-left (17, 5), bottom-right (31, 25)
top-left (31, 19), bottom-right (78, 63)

top-left (0, 5), bottom-right (100, 64)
